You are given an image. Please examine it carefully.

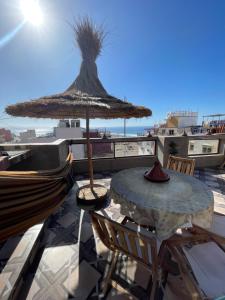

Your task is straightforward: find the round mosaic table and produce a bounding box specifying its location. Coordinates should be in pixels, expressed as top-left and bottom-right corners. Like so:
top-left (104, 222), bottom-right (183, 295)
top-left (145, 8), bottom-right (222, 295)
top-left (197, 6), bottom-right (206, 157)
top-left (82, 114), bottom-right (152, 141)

top-left (110, 167), bottom-right (214, 240)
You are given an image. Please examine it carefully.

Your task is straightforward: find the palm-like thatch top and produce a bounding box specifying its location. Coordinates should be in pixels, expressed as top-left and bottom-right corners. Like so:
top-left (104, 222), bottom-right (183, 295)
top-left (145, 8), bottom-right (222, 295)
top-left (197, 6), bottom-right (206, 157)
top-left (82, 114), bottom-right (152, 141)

top-left (75, 18), bottom-right (104, 62)
top-left (6, 18), bottom-right (152, 119)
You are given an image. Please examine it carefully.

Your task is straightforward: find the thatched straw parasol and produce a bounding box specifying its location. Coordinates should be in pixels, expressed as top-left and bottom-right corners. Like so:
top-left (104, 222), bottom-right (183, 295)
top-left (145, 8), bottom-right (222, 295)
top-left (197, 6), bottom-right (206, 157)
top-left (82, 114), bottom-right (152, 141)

top-left (6, 18), bottom-right (152, 204)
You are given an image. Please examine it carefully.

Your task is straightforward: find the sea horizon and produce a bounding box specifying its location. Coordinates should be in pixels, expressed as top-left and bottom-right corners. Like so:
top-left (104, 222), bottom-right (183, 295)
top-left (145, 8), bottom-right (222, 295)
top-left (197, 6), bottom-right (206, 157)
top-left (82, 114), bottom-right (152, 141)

top-left (11, 125), bottom-right (152, 137)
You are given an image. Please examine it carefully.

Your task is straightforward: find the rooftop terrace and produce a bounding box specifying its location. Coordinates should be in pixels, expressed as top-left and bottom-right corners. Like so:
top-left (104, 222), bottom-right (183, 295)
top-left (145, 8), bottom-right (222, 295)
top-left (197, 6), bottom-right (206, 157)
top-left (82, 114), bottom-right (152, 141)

top-left (0, 134), bottom-right (225, 299)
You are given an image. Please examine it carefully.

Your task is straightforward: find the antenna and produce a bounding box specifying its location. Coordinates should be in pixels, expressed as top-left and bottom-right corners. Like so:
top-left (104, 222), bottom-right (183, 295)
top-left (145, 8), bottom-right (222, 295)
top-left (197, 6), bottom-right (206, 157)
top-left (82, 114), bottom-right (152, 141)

top-left (124, 97), bottom-right (127, 137)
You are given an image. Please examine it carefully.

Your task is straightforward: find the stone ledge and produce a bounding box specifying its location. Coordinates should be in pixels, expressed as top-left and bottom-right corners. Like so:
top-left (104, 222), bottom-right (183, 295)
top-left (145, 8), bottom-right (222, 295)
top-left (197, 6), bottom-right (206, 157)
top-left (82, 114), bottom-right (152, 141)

top-left (0, 222), bottom-right (46, 300)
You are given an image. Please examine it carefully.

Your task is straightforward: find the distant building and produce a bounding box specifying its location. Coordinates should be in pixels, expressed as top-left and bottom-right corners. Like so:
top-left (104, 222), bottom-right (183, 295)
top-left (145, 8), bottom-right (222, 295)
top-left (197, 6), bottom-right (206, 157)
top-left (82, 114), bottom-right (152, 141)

top-left (166, 111), bottom-right (198, 128)
top-left (20, 130), bottom-right (36, 142)
top-left (157, 125), bottom-right (207, 136)
top-left (54, 119), bottom-right (85, 159)
top-left (154, 111), bottom-right (203, 136)
top-left (54, 119), bottom-right (83, 142)
top-left (54, 120), bottom-right (83, 140)
top-left (202, 114), bottom-right (225, 133)
top-left (0, 135), bottom-right (5, 143)
top-left (71, 120), bottom-right (80, 128)
top-left (58, 120), bottom-right (70, 128)
top-left (0, 128), bottom-right (13, 142)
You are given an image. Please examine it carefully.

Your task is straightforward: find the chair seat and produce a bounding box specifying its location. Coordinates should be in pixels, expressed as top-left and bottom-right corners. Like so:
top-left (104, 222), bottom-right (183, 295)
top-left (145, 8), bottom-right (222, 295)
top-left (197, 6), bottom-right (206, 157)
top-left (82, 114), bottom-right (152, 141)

top-left (183, 242), bottom-right (225, 298)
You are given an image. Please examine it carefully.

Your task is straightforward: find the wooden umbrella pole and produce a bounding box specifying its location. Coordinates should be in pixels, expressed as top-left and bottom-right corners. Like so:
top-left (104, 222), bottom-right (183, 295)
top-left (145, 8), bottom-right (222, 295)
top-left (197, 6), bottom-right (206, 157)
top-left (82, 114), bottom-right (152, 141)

top-left (86, 108), bottom-right (94, 189)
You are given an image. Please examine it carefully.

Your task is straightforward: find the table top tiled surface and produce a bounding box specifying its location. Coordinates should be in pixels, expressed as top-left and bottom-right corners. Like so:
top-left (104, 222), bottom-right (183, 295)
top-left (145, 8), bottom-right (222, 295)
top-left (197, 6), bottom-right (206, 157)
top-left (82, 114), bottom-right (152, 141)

top-left (0, 168), bottom-right (225, 300)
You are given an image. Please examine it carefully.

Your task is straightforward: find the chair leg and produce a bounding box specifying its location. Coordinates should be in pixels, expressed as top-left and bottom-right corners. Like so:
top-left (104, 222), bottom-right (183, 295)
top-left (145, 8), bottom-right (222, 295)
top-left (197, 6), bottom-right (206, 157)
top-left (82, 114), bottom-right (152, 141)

top-left (102, 251), bottom-right (119, 296)
top-left (150, 279), bottom-right (158, 300)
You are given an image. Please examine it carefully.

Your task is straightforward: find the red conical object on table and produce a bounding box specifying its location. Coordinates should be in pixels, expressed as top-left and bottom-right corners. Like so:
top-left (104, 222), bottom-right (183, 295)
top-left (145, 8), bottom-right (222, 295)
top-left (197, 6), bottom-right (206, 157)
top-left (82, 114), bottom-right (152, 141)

top-left (144, 160), bottom-right (170, 182)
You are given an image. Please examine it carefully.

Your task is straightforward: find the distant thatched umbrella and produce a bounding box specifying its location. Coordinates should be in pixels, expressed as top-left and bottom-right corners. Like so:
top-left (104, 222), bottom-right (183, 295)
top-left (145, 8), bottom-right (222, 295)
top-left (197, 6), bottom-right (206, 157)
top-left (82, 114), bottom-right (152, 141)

top-left (6, 18), bottom-right (151, 203)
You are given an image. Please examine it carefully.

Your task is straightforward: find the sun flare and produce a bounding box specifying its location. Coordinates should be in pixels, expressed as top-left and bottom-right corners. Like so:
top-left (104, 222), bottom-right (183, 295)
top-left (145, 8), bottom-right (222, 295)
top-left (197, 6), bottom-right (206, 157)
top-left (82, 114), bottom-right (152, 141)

top-left (20, 0), bottom-right (43, 26)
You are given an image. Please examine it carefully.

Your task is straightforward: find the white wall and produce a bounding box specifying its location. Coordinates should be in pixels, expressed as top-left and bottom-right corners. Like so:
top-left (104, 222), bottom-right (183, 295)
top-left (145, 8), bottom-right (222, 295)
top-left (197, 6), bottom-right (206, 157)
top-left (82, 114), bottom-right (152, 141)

top-left (54, 127), bottom-right (83, 139)
top-left (55, 127), bottom-right (85, 159)
top-left (177, 116), bottom-right (198, 128)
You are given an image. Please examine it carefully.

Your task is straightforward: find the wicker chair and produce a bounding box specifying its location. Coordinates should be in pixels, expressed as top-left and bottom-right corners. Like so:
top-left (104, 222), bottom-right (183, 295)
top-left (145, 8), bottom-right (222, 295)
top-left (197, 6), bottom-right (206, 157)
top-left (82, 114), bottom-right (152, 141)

top-left (160, 229), bottom-right (225, 299)
top-left (167, 155), bottom-right (195, 176)
top-left (90, 212), bottom-right (160, 299)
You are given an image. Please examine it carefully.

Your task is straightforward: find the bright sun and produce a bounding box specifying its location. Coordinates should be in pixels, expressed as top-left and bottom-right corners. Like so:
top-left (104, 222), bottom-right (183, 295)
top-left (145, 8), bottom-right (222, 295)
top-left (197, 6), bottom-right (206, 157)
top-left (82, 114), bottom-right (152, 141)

top-left (20, 0), bottom-right (43, 26)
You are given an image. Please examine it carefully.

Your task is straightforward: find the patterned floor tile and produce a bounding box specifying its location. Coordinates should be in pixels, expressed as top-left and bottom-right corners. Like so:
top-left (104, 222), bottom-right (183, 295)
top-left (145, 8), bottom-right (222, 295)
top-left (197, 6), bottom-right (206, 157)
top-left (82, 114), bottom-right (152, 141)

top-left (107, 281), bottom-right (138, 300)
top-left (205, 180), bottom-right (220, 188)
top-left (95, 237), bottom-right (110, 263)
top-left (0, 236), bottom-right (23, 261)
top-left (75, 221), bottom-right (93, 243)
top-left (57, 212), bottom-right (77, 228)
top-left (40, 245), bottom-right (79, 274)
top-left (116, 257), bottom-right (150, 290)
top-left (0, 223), bottom-right (44, 300)
top-left (0, 272), bottom-right (12, 299)
top-left (63, 260), bottom-right (101, 299)
top-left (25, 279), bottom-right (40, 300)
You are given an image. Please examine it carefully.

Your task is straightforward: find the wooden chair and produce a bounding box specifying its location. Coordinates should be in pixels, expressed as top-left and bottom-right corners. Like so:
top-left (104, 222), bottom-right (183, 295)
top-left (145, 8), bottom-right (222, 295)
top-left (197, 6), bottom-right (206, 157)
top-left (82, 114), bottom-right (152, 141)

top-left (166, 155), bottom-right (225, 236)
top-left (167, 155), bottom-right (195, 176)
top-left (90, 212), bottom-right (160, 299)
top-left (167, 155), bottom-right (225, 243)
top-left (160, 230), bottom-right (225, 299)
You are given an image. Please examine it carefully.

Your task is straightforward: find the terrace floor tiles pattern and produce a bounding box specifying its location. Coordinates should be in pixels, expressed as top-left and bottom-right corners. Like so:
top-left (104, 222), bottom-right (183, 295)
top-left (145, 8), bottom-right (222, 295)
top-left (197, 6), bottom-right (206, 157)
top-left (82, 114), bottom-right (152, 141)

top-left (0, 168), bottom-right (225, 300)
top-left (0, 223), bottom-right (44, 300)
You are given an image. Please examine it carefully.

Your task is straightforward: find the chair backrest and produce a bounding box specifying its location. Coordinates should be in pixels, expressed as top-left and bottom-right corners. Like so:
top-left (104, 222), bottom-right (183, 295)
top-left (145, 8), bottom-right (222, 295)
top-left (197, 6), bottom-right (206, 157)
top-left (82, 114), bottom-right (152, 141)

top-left (91, 212), bottom-right (158, 272)
top-left (167, 155), bottom-right (195, 176)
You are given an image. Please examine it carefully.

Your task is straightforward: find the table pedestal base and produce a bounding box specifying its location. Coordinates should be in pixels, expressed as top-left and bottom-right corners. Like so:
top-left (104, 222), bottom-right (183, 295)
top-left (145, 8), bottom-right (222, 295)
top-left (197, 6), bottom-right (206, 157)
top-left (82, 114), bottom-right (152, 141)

top-left (76, 184), bottom-right (108, 210)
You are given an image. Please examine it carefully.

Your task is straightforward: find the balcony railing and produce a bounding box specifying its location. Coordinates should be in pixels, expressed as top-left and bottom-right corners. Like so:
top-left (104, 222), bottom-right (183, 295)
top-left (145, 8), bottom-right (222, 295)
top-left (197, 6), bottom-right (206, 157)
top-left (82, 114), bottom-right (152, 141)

top-left (1, 134), bottom-right (224, 172)
top-left (68, 137), bottom-right (157, 160)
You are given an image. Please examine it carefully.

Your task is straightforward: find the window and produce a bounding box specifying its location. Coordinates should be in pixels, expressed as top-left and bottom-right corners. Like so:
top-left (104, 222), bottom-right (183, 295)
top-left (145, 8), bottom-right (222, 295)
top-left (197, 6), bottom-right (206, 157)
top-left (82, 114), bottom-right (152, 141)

top-left (162, 129), bottom-right (166, 135)
top-left (202, 146), bottom-right (212, 154)
top-left (193, 128), bottom-right (198, 134)
top-left (189, 144), bottom-right (194, 151)
top-left (169, 130), bottom-right (174, 135)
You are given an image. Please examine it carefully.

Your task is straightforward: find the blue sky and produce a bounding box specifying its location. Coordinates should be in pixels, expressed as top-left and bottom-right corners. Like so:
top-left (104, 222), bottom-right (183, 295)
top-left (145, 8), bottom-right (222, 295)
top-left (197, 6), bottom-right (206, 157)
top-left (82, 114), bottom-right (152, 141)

top-left (0, 0), bottom-right (225, 130)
